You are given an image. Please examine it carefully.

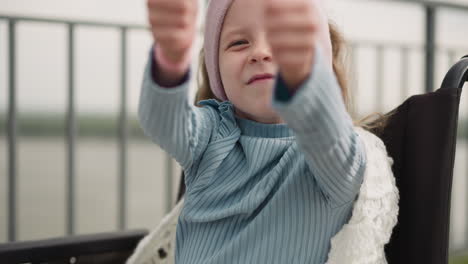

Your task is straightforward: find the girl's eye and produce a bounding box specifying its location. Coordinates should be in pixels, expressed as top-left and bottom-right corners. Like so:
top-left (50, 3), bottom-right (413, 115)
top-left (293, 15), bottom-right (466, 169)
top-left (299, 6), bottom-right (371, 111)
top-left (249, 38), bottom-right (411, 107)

top-left (230, 40), bottom-right (248, 47)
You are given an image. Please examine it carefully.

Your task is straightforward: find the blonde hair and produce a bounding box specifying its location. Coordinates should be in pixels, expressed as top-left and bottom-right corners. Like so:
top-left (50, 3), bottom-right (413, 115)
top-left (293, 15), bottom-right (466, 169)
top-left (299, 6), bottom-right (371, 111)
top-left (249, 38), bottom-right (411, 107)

top-left (195, 21), bottom-right (395, 134)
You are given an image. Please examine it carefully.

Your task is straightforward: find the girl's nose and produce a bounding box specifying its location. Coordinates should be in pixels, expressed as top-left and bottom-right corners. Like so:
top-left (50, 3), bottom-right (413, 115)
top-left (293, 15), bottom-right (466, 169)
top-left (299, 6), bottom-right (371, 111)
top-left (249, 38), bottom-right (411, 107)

top-left (249, 41), bottom-right (273, 64)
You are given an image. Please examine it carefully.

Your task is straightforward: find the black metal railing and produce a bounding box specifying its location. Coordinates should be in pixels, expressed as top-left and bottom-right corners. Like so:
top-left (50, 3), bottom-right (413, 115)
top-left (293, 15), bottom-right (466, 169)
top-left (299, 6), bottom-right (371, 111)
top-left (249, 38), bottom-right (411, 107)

top-left (1, 14), bottom-right (148, 242)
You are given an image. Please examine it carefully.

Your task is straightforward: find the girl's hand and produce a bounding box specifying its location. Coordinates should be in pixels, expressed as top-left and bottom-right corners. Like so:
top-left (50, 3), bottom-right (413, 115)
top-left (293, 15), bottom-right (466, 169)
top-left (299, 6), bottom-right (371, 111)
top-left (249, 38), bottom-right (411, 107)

top-left (147, 0), bottom-right (198, 78)
top-left (265, 0), bottom-right (329, 93)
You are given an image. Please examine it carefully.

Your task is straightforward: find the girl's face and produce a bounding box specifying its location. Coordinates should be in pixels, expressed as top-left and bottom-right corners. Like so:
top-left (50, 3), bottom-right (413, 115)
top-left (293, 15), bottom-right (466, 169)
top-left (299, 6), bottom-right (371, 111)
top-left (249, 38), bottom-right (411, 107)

top-left (219, 0), bottom-right (283, 124)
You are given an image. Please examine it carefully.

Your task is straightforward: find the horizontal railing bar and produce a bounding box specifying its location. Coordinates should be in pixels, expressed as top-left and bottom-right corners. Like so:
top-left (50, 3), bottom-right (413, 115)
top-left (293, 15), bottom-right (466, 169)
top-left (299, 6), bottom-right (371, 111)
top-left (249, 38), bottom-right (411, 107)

top-left (438, 47), bottom-right (468, 55)
top-left (0, 14), bottom-right (464, 52)
top-left (347, 43), bottom-right (466, 60)
top-left (348, 41), bottom-right (466, 53)
top-left (347, 40), bottom-right (423, 50)
top-left (385, 0), bottom-right (468, 11)
top-left (0, 14), bottom-right (148, 30)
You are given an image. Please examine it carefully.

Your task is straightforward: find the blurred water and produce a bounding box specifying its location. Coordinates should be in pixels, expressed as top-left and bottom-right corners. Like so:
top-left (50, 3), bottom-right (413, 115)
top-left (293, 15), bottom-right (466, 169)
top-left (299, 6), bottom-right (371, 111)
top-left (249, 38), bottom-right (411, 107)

top-left (0, 136), bottom-right (181, 242)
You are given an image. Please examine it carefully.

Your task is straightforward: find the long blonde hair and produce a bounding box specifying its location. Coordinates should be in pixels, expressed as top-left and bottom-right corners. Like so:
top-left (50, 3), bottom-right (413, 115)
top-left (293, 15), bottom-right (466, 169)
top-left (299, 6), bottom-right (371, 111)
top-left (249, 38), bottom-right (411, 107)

top-left (195, 21), bottom-right (395, 134)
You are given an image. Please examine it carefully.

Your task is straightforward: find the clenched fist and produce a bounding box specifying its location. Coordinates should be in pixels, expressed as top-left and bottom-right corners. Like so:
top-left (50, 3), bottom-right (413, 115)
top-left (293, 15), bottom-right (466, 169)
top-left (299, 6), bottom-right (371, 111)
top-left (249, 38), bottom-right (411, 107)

top-left (147, 0), bottom-right (198, 78)
top-left (265, 0), bottom-right (331, 92)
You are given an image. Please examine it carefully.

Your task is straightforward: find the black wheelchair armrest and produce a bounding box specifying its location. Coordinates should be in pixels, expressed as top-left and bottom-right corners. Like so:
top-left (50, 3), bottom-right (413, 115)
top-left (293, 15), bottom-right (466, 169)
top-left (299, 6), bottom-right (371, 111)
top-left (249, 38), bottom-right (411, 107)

top-left (441, 54), bottom-right (468, 89)
top-left (0, 229), bottom-right (148, 264)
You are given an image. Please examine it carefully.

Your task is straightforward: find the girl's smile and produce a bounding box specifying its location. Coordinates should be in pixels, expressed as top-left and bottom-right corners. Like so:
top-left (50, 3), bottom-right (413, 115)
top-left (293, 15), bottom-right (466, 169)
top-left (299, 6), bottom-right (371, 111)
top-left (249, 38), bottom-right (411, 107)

top-left (247, 73), bottom-right (275, 85)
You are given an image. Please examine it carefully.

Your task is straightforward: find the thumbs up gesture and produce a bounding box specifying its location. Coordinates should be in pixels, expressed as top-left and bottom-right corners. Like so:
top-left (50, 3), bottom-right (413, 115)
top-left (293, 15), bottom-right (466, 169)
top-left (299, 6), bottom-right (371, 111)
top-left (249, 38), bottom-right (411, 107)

top-left (265, 0), bottom-right (331, 93)
top-left (147, 0), bottom-right (198, 78)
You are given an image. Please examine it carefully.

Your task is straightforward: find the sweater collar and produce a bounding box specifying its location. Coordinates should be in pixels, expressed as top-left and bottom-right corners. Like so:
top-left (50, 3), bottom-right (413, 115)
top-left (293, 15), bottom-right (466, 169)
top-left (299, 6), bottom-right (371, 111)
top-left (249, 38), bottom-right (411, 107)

top-left (235, 115), bottom-right (294, 138)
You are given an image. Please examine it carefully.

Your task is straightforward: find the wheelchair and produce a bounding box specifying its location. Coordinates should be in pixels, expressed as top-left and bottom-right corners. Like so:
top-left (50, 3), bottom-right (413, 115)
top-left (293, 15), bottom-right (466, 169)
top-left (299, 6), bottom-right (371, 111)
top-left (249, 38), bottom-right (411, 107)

top-left (1, 55), bottom-right (467, 264)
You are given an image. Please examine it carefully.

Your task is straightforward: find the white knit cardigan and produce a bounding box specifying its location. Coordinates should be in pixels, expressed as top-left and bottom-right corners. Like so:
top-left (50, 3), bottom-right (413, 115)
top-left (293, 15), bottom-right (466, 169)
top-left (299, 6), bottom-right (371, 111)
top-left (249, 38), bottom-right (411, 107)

top-left (126, 126), bottom-right (400, 264)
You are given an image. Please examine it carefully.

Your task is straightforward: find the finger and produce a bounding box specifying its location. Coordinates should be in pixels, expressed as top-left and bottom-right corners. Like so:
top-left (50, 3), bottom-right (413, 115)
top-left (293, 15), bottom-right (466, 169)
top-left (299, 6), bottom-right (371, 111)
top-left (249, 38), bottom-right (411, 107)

top-left (153, 28), bottom-right (195, 50)
top-left (275, 50), bottom-right (313, 68)
top-left (270, 42), bottom-right (313, 53)
top-left (154, 28), bottom-right (194, 50)
top-left (272, 47), bottom-right (313, 65)
top-left (266, 0), bottom-right (309, 16)
top-left (148, 10), bottom-right (195, 29)
top-left (268, 32), bottom-right (315, 50)
top-left (159, 44), bottom-right (190, 63)
top-left (147, 0), bottom-right (197, 15)
top-left (271, 43), bottom-right (314, 54)
top-left (266, 15), bottom-right (318, 34)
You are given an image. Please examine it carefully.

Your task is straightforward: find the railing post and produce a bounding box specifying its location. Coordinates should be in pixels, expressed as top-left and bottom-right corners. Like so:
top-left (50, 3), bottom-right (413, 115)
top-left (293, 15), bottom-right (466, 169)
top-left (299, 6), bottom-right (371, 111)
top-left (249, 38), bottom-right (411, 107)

top-left (66, 22), bottom-right (76, 236)
top-left (400, 46), bottom-right (409, 100)
top-left (7, 19), bottom-right (17, 242)
top-left (348, 43), bottom-right (359, 117)
top-left (165, 155), bottom-right (174, 214)
top-left (425, 5), bottom-right (436, 93)
top-left (118, 27), bottom-right (128, 230)
top-left (375, 45), bottom-right (384, 112)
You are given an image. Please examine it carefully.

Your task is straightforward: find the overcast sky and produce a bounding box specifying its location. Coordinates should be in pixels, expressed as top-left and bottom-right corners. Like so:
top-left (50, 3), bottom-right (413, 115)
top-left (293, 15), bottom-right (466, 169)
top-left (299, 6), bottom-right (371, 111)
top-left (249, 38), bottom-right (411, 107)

top-left (0, 0), bottom-right (467, 116)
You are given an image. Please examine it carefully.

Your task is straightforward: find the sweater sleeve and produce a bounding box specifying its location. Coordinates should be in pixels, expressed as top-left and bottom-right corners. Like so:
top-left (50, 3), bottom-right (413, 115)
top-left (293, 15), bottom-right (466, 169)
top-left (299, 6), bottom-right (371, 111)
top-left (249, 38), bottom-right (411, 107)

top-left (138, 45), bottom-right (216, 182)
top-left (271, 44), bottom-right (367, 208)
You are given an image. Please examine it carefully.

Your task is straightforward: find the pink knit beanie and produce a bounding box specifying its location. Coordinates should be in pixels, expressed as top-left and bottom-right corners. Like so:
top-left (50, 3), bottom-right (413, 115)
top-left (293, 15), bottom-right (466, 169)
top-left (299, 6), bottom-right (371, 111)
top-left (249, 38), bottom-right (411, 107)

top-left (203, 0), bottom-right (333, 101)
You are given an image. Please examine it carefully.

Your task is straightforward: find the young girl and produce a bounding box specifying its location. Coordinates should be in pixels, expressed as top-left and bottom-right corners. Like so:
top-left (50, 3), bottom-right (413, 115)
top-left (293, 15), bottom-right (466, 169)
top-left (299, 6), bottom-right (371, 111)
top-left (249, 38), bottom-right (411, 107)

top-left (136, 0), bottom-right (391, 263)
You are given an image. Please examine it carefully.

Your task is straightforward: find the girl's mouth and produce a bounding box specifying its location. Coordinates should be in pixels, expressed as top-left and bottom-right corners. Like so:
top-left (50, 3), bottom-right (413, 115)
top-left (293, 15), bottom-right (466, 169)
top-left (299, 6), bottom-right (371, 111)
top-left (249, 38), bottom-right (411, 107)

top-left (247, 73), bottom-right (275, 85)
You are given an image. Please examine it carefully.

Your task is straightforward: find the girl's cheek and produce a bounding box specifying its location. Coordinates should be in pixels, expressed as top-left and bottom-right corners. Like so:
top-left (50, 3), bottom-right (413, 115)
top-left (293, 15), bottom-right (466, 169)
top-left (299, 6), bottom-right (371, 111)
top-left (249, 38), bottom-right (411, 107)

top-left (232, 49), bottom-right (249, 62)
top-left (226, 51), bottom-right (247, 65)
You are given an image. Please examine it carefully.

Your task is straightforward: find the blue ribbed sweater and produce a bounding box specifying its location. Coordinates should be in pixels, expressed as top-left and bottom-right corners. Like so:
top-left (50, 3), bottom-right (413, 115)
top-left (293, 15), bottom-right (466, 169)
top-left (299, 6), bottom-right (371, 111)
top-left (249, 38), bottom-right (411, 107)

top-left (138, 44), bottom-right (367, 264)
